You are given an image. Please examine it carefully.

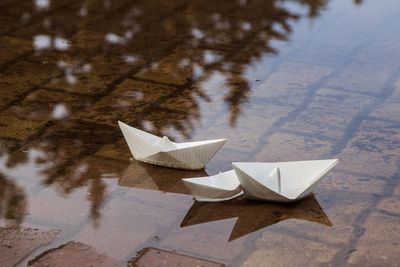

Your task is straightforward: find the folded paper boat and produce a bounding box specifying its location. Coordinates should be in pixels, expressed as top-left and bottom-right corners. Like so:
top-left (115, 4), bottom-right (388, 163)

top-left (233, 159), bottom-right (338, 202)
top-left (118, 121), bottom-right (226, 170)
top-left (182, 170), bottom-right (244, 202)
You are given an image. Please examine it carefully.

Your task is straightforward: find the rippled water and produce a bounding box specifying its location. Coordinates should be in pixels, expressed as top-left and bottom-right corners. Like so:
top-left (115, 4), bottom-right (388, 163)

top-left (1, 0), bottom-right (400, 266)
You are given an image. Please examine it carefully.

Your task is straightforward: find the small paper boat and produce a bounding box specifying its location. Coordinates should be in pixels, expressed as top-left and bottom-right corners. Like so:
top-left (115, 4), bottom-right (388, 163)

top-left (233, 159), bottom-right (338, 202)
top-left (182, 170), bottom-right (244, 202)
top-left (118, 121), bottom-right (226, 170)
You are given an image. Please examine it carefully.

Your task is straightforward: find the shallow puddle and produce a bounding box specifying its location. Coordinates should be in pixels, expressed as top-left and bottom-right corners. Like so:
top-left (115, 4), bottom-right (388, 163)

top-left (1, 0), bottom-right (400, 266)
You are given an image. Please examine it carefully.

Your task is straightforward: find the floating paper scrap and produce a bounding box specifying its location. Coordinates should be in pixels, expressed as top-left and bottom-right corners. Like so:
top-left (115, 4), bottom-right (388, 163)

top-left (232, 159), bottom-right (338, 202)
top-left (118, 121), bottom-right (226, 170)
top-left (182, 170), bottom-right (244, 202)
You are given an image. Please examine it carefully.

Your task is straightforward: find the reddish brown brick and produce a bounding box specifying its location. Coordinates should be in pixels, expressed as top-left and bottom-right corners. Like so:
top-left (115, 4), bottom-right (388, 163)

top-left (128, 247), bottom-right (225, 267)
top-left (29, 241), bottom-right (120, 267)
top-left (0, 227), bottom-right (59, 267)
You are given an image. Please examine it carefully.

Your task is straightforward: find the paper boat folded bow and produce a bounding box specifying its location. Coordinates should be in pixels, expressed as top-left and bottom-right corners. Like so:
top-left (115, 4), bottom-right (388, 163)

top-left (118, 121), bottom-right (226, 170)
top-left (233, 159), bottom-right (338, 202)
top-left (182, 170), bottom-right (244, 202)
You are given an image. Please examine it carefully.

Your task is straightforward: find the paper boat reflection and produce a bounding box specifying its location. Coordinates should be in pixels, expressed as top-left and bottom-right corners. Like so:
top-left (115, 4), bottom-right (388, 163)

top-left (118, 121), bottom-right (226, 170)
top-left (118, 159), bottom-right (207, 194)
top-left (181, 196), bottom-right (332, 241)
top-left (233, 159), bottom-right (338, 202)
top-left (182, 170), bottom-right (244, 202)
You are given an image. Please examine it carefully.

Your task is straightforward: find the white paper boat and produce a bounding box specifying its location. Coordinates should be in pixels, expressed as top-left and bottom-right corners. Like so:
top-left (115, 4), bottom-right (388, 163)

top-left (182, 170), bottom-right (244, 202)
top-left (118, 121), bottom-right (226, 170)
top-left (232, 159), bottom-right (338, 202)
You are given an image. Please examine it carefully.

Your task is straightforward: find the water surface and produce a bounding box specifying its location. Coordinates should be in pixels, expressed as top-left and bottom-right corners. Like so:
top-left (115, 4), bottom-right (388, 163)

top-left (1, 0), bottom-right (400, 266)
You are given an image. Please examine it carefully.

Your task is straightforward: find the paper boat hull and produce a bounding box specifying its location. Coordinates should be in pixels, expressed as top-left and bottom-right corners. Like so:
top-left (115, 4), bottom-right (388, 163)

top-left (134, 142), bottom-right (225, 170)
top-left (118, 121), bottom-right (226, 170)
top-left (183, 170), bottom-right (243, 202)
top-left (233, 159), bottom-right (338, 202)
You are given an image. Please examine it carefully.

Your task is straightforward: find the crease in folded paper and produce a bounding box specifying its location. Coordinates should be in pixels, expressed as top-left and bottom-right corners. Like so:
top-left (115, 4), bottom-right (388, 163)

top-left (118, 121), bottom-right (226, 170)
top-left (233, 159), bottom-right (339, 202)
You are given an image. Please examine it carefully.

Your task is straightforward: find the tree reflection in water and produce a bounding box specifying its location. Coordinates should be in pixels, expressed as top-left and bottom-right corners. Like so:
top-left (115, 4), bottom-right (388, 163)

top-left (0, 173), bottom-right (27, 225)
top-left (0, 0), bottom-right (362, 225)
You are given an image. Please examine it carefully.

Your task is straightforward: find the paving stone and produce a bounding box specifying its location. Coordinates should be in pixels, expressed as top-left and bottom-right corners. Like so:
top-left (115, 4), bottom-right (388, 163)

top-left (251, 61), bottom-right (333, 105)
top-left (128, 247), bottom-right (225, 267)
top-left (0, 61), bottom-right (61, 109)
top-left (0, 226), bottom-right (59, 267)
top-left (282, 88), bottom-right (374, 140)
top-left (371, 102), bottom-right (400, 123)
top-left (94, 139), bottom-right (132, 161)
top-left (0, 15), bottom-right (19, 35)
top-left (275, 172), bottom-right (386, 246)
top-left (255, 132), bottom-right (333, 162)
top-left (319, 172), bottom-right (386, 195)
top-left (159, 71), bottom-right (229, 128)
top-left (0, 36), bottom-right (32, 64)
top-left (376, 196), bottom-right (400, 215)
top-left (0, 114), bottom-right (45, 141)
top-left (159, 87), bottom-right (204, 113)
top-left (28, 241), bottom-right (120, 267)
top-left (70, 30), bottom-right (105, 51)
top-left (354, 30), bottom-right (400, 67)
top-left (11, 0), bottom-right (85, 37)
top-left (6, 121), bottom-right (118, 173)
top-left (44, 55), bottom-right (143, 95)
top-left (159, 218), bottom-right (247, 263)
top-left (336, 119), bottom-right (400, 178)
top-left (75, 79), bottom-right (174, 126)
top-left (394, 183), bottom-right (400, 197)
top-left (85, 0), bottom-right (185, 38)
top-left (337, 148), bottom-right (398, 179)
top-left (28, 186), bottom-right (90, 227)
top-left (289, 0), bottom-right (400, 67)
top-left (325, 62), bottom-right (397, 95)
top-left (393, 79), bottom-right (400, 100)
top-left (75, 198), bottom-right (186, 260)
top-left (135, 47), bottom-right (222, 86)
top-left (3, 89), bottom-right (88, 122)
top-left (192, 102), bottom-right (292, 153)
top-left (347, 212), bottom-right (400, 266)
top-left (370, 79), bottom-right (400, 123)
top-left (241, 232), bottom-right (338, 267)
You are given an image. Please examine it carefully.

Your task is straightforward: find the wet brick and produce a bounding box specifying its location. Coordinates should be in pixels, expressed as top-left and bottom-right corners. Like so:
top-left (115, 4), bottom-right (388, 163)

top-left (44, 54), bottom-right (143, 95)
top-left (252, 61), bottom-right (333, 105)
top-left (75, 79), bottom-right (174, 126)
top-left (242, 232), bottom-right (338, 267)
top-left (0, 226), bottom-right (59, 267)
top-left (28, 241), bottom-right (120, 267)
top-left (0, 114), bottom-right (45, 141)
top-left (336, 119), bottom-right (400, 177)
top-left (255, 132), bottom-right (334, 162)
top-left (0, 61), bottom-right (61, 109)
top-left (0, 36), bottom-right (32, 64)
top-left (347, 212), bottom-right (400, 266)
top-left (282, 88), bottom-right (374, 140)
top-left (128, 247), bottom-right (225, 267)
